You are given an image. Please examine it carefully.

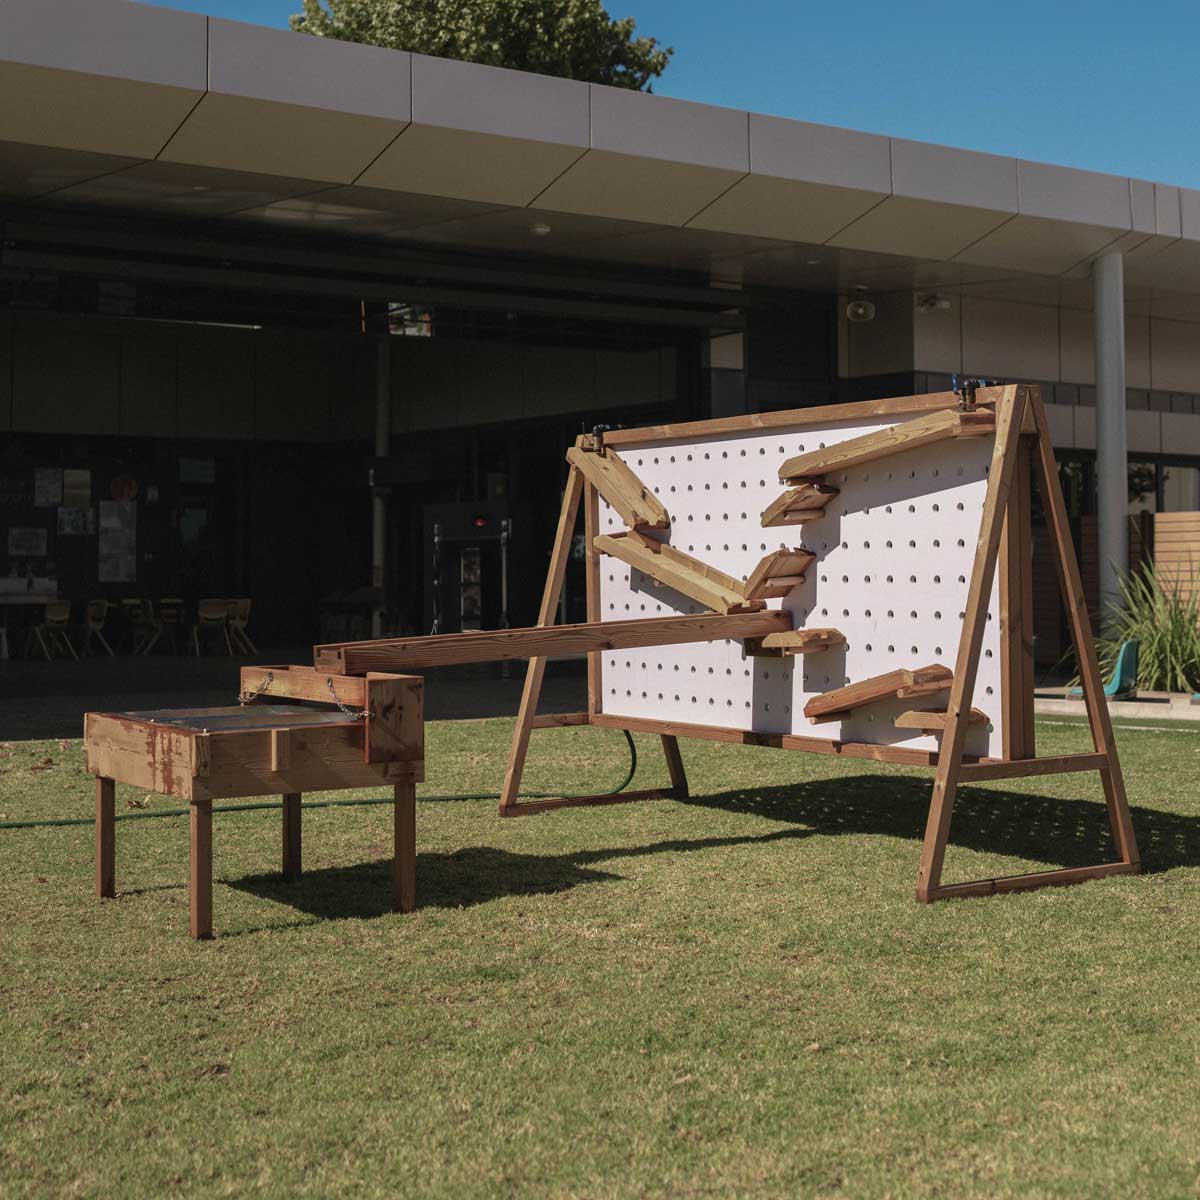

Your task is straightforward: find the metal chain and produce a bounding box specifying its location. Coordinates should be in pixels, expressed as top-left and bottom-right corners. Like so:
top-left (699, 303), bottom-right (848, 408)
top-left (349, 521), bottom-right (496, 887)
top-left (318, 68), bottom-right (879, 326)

top-left (326, 677), bottom-right (371, 721)
top-left (238, 670), bottom-right (274, 706)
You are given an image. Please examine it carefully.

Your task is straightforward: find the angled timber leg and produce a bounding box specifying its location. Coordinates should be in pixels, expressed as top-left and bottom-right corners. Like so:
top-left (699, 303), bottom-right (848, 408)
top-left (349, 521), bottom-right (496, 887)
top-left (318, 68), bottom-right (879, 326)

top-left (661, 735), bottom-right (689, 799)
top-left (95, 777), bottom-right (115, 899)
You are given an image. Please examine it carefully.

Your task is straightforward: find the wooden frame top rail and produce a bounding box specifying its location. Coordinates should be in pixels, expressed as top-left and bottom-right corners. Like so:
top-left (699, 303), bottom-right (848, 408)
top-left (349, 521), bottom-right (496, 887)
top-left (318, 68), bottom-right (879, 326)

top-left (599, 387), bottom-right (1005, 448)
top-left (314, 610), bottom-right (794, 675)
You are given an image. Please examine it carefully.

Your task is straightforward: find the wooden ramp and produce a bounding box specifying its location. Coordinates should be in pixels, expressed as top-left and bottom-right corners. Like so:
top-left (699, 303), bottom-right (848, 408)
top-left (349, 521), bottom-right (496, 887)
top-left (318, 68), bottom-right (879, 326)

top-left (761, 483), bottom-right (839, 527)
top-left (565, 445), bottom-right (669, 530)
top-left (779, 408), bottom-right (994, 483)
top-left (745, 628), bottom-right (845, 658)
top-left (594, 531), bottom-right (754, 614)
top-left (743, 548), bottom-right (816, 600)
top-left (805, 664), bottom-right (953, 724)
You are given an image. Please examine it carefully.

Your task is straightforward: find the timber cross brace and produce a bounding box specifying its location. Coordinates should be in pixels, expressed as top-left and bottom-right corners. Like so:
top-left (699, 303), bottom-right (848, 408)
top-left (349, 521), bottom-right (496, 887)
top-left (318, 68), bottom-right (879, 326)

top-left (314, 385), bottom-right (1140, 903)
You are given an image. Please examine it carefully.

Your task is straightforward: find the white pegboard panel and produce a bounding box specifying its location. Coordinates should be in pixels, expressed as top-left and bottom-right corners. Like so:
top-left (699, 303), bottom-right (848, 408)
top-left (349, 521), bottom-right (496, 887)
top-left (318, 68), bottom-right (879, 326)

top-left (596, 413), bottom-right (1002, 758)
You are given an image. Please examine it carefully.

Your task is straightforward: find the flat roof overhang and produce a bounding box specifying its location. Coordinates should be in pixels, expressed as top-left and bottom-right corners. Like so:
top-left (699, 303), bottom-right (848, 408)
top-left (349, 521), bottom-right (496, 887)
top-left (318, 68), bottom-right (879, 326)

top-left (3, 0), bottom-right (1200, 318)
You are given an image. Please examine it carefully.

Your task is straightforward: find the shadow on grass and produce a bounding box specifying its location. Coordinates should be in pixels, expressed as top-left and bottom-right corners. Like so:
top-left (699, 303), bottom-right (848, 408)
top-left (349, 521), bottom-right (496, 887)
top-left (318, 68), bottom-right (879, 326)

top-left (223, 778), bottom-right (1195, 929)
top-left (688, 775), bottom-right (1195, 876)
top-left (227, 829), bottom-right (811, 925)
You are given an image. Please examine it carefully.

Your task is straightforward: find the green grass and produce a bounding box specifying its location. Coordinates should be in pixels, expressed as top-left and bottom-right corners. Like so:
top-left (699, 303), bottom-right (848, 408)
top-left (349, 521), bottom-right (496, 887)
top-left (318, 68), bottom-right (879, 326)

top-left (2, 717), bottom-right (1200, 1198)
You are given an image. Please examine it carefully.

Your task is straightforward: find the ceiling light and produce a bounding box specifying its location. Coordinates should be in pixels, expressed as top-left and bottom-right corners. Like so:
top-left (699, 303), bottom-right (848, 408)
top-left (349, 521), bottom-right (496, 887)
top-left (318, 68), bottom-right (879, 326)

top-left (530, 222), bottom-right (552, 237)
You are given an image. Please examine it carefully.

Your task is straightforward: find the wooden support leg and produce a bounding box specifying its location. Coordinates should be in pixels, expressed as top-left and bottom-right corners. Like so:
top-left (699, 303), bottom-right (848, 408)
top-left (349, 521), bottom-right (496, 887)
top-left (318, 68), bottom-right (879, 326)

top-left (393, 780), bottom-right (416, 913)
top-left (919, 386), bottom-right (1140, 902)
top-left (95, 777), bottom-right (115, 899)
top-left (917, 386), bottom-right (1028, 902)
top-left (282, 793), bottom-right (302, 882)
top-left (500, 467), bottom-right (584, 815)
top-left (190, 800), bottom-right (213, 940)
top-left (661, 735), bottom-right (689, 799)
top-left (1028, 387), bottom-right (1140, 868)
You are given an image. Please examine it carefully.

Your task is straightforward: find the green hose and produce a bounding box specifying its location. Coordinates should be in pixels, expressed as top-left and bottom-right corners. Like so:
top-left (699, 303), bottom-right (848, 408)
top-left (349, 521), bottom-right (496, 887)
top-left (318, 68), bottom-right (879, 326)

top-left (0, 729), bottom-right (638, 830)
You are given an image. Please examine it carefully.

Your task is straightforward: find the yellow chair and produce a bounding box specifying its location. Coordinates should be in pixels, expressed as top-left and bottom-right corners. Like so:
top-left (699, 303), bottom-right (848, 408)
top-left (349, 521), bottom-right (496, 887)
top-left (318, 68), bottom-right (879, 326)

top-left (226, 598), bottom-right (257, 655)
top-left (83, 599), bottom-right (115, 657)
top-left (27, 601), bottom-right (78, 661)
top-left (193, 598), bottom-right (232, 656)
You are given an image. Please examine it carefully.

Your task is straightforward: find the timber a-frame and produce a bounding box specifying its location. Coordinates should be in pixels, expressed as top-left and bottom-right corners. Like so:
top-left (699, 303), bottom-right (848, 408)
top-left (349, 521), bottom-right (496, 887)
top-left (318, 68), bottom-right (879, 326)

top-left (314, 385), bottom-right (1140, 903)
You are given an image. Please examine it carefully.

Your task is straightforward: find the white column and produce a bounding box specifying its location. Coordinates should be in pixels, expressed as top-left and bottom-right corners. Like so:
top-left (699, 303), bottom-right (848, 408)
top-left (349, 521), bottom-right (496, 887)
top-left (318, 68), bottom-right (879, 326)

top-left (371, 336), bottom-right (390, 639)
top-left (1093, 250), bottom-right (1127, 623)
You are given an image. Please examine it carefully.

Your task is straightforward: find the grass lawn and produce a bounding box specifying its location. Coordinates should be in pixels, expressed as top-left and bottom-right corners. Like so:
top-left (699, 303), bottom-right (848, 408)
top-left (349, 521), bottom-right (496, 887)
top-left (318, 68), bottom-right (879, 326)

top-left (1, 715), bottom-right (1199, 1198)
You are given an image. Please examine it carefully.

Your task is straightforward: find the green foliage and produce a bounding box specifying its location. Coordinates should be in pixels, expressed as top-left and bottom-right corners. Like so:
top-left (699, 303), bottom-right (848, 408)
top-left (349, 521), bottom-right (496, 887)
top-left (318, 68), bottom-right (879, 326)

top-left (1096, 559), bottom-right (1200, 693)
top-left (290, 0), bottom-right (673, 91)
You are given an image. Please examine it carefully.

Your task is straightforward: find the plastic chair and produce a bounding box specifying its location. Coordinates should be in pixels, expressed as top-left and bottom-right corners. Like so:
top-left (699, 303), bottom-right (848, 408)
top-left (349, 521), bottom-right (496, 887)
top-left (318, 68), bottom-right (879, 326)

top-left (139, 598), bottom-right (185, 656)
top-left (226, 598), bottom-right (258, 654)
top-left (27, 601), bottom-right (78, 661)
top-left (1070, 638), bottom-right (1139, 701)
top-left (193, 598), bottom-right (232, 656)
top-left (82, 600), bottom-right (115, 657)
top-left (120, 598), bottom-right (157, 655)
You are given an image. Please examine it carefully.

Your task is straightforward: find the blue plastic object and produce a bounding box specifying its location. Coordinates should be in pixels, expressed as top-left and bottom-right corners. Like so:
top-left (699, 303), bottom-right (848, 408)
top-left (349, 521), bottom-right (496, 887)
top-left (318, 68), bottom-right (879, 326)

top-left (1069, 638), bottom-right (1139, 700)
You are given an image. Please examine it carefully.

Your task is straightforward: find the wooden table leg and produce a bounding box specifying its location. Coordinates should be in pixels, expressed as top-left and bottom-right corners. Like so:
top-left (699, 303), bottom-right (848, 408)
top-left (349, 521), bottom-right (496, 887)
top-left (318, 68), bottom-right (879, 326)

top-left (95, 777), bottom-right (115, 898)
top-left (190, 800), bottom-right (213, 940)
top-left (393, 780), bottom-right (416, 914)
top-left (282, 793), bottom-right (302, 882)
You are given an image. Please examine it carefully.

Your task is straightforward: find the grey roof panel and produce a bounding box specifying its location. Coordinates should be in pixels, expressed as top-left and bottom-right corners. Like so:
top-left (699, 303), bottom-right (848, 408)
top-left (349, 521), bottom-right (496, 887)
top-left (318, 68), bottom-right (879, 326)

top-left (1131, 178), bottom-right (1156, 235)
top-left (1180, 189), bottom-right (1200, 241)
top-left (1156, 185), bottom-right (1182, 239)
top-left (748, 114), bottom-right (890, 192)
top-left (1018, 160), bottom-right (1131, 229)
top-left (411, 54), bottom-right (588, 146)
top-left (588, 84), bottom-right (749, 172)
top-left (208, 18), bottom-right (411, 121)
top-left (890, 138), bottom-right (1018, 212)
top-left (0, 0), bottom-right (206, 90)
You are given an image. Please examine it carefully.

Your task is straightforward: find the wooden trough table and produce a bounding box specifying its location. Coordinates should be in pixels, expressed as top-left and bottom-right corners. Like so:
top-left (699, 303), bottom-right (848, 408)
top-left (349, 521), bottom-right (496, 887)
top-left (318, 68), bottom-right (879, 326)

top-left (86, 668), bottom-right (423, 939)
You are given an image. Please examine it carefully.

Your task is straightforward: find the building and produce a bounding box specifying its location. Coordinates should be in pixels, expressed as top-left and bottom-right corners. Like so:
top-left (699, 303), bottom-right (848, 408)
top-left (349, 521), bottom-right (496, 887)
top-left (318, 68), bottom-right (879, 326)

top-left (2, 0), bottom-right (1199, 657)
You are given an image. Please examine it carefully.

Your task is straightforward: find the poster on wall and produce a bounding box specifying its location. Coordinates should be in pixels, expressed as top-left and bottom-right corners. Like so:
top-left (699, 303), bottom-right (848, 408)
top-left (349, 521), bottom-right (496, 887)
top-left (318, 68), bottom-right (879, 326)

top-left (34, 468), bottom-right (63, 507)
top-left (57, 507), bottom-right (97, 536)
top-left (62, 469), bottom-right (92, 509)
top-left (7, 527), bottom-right (48, 556)
top-left (98, 501), bottom-right (136, 583)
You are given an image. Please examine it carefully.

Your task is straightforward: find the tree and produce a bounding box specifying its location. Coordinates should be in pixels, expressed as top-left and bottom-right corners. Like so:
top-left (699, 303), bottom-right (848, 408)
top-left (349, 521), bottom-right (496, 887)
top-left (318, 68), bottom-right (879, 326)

top-left (290, 0), bottom-right (672, 91)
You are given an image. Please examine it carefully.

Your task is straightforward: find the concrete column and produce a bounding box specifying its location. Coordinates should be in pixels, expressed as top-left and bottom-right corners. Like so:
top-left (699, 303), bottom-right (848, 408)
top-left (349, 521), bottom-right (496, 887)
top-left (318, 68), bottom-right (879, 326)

top-left (1093, 250), bottom-right (1127, 623)
top-left (371, 336), bottom-right (390, 639)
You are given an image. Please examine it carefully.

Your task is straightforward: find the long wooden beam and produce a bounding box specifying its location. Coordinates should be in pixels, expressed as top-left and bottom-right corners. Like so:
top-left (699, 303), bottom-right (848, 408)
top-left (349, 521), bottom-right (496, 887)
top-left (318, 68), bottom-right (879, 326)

top-left (601, 386), bottom-right (1008, 449)
top-left (314, 610), bottom-right (793, 675)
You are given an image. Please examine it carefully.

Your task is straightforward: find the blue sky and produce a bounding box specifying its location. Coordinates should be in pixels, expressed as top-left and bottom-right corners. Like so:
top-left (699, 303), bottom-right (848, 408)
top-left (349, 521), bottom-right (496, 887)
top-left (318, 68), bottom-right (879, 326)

top-left (148, 0), bottom-right (1200, 188)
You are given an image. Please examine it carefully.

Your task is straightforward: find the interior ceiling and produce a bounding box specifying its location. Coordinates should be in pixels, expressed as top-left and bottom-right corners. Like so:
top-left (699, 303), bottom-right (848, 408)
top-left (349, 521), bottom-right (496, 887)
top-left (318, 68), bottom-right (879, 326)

top-left (3, 0), bottom-right (1200, 321)
top-left (8, 168), bottom-right (1194, 322)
